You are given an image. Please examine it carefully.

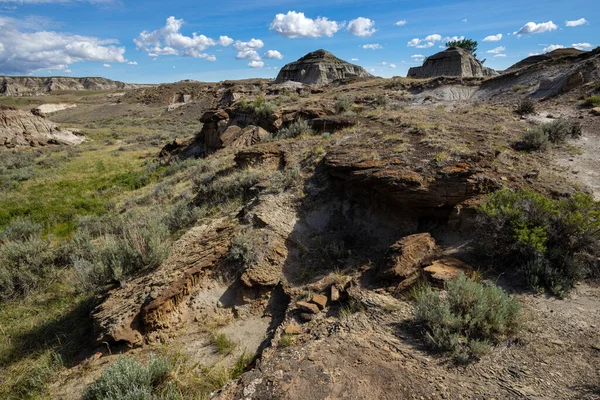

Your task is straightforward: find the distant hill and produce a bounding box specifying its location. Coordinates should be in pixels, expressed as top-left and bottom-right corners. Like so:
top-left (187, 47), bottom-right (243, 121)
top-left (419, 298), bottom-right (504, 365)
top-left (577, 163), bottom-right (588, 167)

top-left (0, 76), bottom-right (150, 96)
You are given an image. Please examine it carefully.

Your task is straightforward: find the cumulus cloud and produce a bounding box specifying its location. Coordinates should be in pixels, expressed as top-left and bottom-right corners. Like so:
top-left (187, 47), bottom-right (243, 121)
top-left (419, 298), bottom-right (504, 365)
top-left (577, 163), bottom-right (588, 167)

top-left (103, 63), bottom-right (111, 67)
top-left (411, 54), bottom-right (424, 59)
top-left (263, 50), bottom-right (283, 59)
top-left (347, 17), bottom-right (376, 37)
top-left (270, 11), bottom-right (341, 38)
top-left (395, 20), bottom-right (406, 26)
top-left (493, 54), bottom-right (506, 58)
top-left (233, 38), bottom-right (264, 61)
top-left (572, 42), bottom-right (592, 50)
top-left (0, 16), bottom-right (126, 74)
top-left (362, 43), bottom-right (382, 49)
top-left (483, 33), bottom-right (503, 42)
top-left (389, 64), bottom-right (397, 68)
top-left (407, 34), bottom-right (444, 48)
top-left (134, 16), bottom-right (227, 61)
top-left (444, 35), bottom-right (465, 43)
top-left (487, 46), bottom-right (505, 54)
top-left (351, 58), bottom-right (359, 61)
top-left (528, 52), bottom-right (540, 56)
top-left (127, 61), bottom-right (138, 65)
top-left (566, 18), bottom-right (588, 27)
top-left (248, 60), bottom-right (264, 68)
top-left (515, 21), bottom-right (558, 35)
top-left (543, 44), bottom-right (565, 53)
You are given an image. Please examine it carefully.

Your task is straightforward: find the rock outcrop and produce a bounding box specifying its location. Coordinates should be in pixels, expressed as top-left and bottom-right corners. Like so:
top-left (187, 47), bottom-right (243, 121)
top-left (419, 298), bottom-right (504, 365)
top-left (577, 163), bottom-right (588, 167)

top-left (408, 47), bottom-right (497, 79)
top-left (0, 106), bottom-right (84, 147)
top-left (0, 76), bottom-right (145, 96)
top-left (275, 49), bottom-right (373, 86)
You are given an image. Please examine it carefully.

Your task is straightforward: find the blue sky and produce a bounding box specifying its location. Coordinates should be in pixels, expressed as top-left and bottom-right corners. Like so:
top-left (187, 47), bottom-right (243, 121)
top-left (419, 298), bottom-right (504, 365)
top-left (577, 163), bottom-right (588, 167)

top-left (0, 0), bottom-right (597, 83)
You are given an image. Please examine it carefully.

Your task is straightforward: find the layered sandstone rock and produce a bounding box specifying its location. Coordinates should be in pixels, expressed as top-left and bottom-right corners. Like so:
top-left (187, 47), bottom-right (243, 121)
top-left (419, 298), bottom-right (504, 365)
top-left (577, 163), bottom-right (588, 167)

top-left (380, 233), bottom-right (436, 283)
top-left (275, 49), bottom-right (373, 86)
top-left (408, 47), bottom-right (497, 79)
top-left (0, 107), bottom-right (84, 147)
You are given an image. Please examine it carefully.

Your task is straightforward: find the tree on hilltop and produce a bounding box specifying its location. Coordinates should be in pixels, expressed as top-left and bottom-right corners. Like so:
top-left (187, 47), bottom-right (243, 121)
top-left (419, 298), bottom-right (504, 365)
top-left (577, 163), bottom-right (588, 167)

top-left (446, 39), bottom-right (485, 63)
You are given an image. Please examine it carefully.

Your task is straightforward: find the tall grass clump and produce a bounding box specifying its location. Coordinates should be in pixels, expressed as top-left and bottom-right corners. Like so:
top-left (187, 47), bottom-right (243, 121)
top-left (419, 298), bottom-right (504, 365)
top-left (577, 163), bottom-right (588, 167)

top-left (582, 96), bottom-right (600, 107)
top-left (477, 189), bottom-right (600, 296)
top-left (238, 95), bottom-right (277, 123)
top-left (84, 355), bottom-right (173, 400)
top-left (414, 274), bottom-right (521, 363)
top-left (334, 97), bottom-right (353, 114)
top-left (515, 98), bottom-right (535, 115)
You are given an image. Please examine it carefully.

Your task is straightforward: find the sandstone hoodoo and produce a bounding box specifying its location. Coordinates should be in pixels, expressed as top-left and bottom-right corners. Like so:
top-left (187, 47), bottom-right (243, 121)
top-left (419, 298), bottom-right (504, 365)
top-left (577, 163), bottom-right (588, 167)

top-left (275, 49), bottom-right (373, 86)
top-left (0, 106), bottom-right (84, 147)
top-left (408, 47), bottom-right (497, 79)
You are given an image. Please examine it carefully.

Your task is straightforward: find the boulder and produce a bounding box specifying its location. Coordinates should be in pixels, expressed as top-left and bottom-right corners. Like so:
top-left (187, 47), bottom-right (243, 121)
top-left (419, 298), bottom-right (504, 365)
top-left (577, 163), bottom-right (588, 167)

top-left (423, 257), bottom-right (473, 285)
top-left (380, 233), bottom-right (436, 281)
top-left (297, 301), bottom-right (320, 314)
top-left (220, 125), bottom-right (270, 148)
top-left (310, 294), bottom-right (328, 310)
top-left (275, 49), bottom-right (373, 86)
top-left (407, 47), bottom-right (496, 79)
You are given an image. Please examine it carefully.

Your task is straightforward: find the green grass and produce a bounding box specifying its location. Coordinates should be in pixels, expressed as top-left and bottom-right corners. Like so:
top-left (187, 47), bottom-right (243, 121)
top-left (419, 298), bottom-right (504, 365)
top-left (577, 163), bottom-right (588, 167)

top-left (583, 96), bottom-right (600, 107)
top-left (210, 333), bottom-right (237, 355)
top-left (0, 145), bottom-right (152, 238)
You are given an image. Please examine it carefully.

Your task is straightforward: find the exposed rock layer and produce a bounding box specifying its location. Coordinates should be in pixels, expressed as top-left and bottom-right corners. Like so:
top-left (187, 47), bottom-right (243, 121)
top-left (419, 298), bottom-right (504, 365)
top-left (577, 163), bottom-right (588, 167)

top-left (0, 76), bottom-right (145, 96)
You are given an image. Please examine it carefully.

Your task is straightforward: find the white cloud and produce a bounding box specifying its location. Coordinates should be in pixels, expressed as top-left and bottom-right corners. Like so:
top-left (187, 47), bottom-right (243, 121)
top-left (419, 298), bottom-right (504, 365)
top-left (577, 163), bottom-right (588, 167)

top-left (127, 61), bottom-right (138, 65)
top-left (566, 18), bottom-right (588, 27)
top-left (369, 68), bottom-right (375, 72)
top-left (234, 38), bottom-right (264, 61)
top-left (572, 42), bottom-right (592, 50)
top-left (543, 44), bottom-right (565, 53)
top-left (408, 34), bottom-right (444, 48)
top-left (218, 36), bottom-right (234, 46)
top-left (515, 21), bottom-right (558, 35)
top-left (269, 11), bottom-right (341, 38)
top-left (362, 43), bottom-right (382, 49)
top-left (351, 58), bottom-right (359, 61)
top-left (134, 17), bottom-right (223, 61)
top-left (444, 35), bottom-right (465, 43)
top-left (0, 15), bottom-right (126, 74)
top-left (395, 20), bottom-right (406, 26)
top-left (389, 64), bottom-right (397, 68)
top-left (462, 18), bottom-right (468, 23)
top-left (103, 63), bottom-right (111, 67)
top-left (493, 54), bottom-right (506, 58)
top-left (483, 33), bottom-right (503, 42)
top-left (263, 50), bottom-right (283, 59)
top-left (411, 54), bottom-right (424, 58)
top-left (528, 52), bottom-right (540, 56)
top-left (487, 46), bottom-right (506, 54)
top-left (381, 61), bottom-right (387, 65)
top-left (347, 17), bottom-right (376, 37)
top-left (248, 60), bottom-right (264, 68)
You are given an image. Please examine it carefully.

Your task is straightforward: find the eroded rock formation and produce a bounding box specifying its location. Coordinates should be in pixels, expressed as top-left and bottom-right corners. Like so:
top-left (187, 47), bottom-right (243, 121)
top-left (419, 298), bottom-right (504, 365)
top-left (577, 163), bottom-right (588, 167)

top-left (408, 47), bottom-right (497, 79)
top-left (0, 76), bottom-right (145, 96)
top-left (0, 107), bottom-right (84, 147)
top-left (275, 49), bottom-right (373, 86)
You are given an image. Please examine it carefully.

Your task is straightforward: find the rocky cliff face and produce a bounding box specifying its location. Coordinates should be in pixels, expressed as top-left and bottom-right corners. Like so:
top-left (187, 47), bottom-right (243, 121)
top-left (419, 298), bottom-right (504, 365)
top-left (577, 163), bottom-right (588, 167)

top-left (275, 49), bottom-right (373, 86)
top-left (0, 76), bottom-right (146, 96)
top-left (0, 106), bottom-right (84, 147)
top-left (408, 47), bottom-right (497, 79)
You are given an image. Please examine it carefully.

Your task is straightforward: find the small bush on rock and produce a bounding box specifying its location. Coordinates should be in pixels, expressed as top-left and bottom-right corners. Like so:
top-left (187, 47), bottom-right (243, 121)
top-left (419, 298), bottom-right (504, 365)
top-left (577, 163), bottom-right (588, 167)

top-left (238, 95), bottom-right (277, 122)
top-left (414, 274), bottom-right (521, 363)
top-left (276, 119), bottom-right (313, 139)
top-left (583, 96), bottom-right (600, 107)
top-left (477, 189), bottom-right (600, 296)
top-left (334, 97), bottom-right (353, 114)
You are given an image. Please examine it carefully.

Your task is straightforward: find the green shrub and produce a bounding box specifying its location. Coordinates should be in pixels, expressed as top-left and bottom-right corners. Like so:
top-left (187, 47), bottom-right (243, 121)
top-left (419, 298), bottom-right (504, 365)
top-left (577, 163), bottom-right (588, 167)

top-left (210, 333), bottom-right (236, 355)
top-left (414, 274), bottom-right (521, 363)
top-left (515, 98), bottom-right (535, 115)
top-left (195, 169), bottom-right (264, 205)
top-left (163, 200), bottom-right (203, 233)
top-left (520, 119), bottom-right (581, 151)
top-left (583, 96), bottom-right (600, 107)
top-left (477, 189), bottom-right (600, 296)
top-left (71, 211), bottom-right (170, 290)
top-left (0, 217), bottom-right (55, 299)
top-left (84, 355), bottom-right (173, 400)
top-left (276, 119), bottom-right (313, 139)
top-left (334, 97), bottom-right (353, 114)
top-left (238, 95), bottom-right (277, 123)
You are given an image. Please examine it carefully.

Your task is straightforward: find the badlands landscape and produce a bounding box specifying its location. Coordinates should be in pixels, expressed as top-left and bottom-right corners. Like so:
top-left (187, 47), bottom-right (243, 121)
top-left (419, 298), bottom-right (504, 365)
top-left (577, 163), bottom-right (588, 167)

top-left (1, 43), bottom-right (600, 400)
